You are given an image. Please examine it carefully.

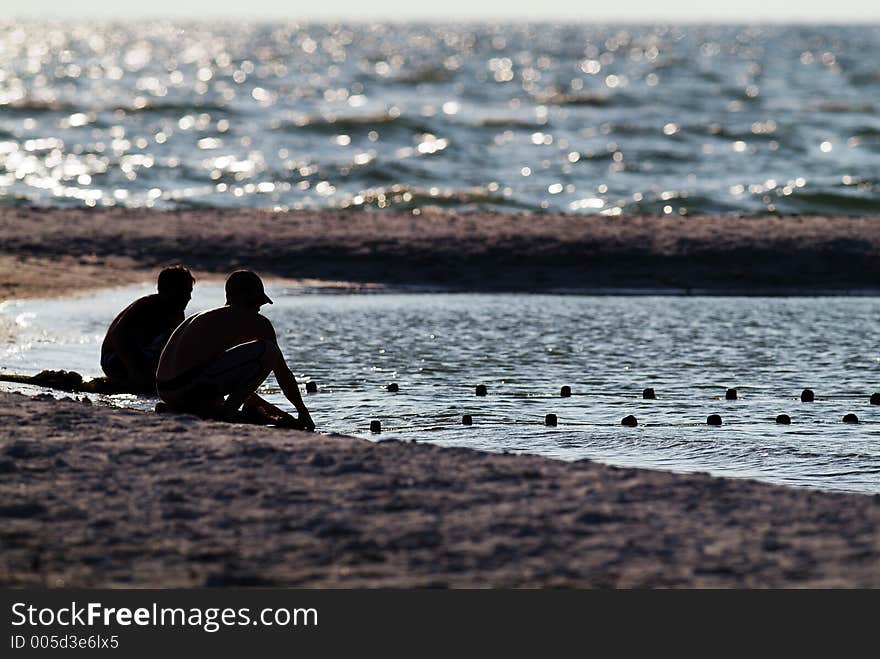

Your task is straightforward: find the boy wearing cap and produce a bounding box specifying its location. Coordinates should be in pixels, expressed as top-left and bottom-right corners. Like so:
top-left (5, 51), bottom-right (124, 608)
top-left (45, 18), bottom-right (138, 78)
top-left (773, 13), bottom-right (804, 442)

top-left (156, 270), bottom-right (315, 430)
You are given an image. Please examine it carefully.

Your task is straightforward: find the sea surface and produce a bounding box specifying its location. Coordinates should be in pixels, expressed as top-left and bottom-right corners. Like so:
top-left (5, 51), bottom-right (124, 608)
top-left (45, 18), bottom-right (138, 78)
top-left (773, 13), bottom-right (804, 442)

top-left (1, 22), bottom-right (880, 215)
top-left (3, 284), bottom-right (879, 495)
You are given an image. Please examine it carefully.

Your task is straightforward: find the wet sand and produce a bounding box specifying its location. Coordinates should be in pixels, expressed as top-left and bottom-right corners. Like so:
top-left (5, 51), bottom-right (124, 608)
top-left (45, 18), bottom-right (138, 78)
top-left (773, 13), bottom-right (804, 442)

top-left (1, 391), bottom-right (878, 588)
top-left (1, 207), bottom-right (879, 587)
top-left (2, 207), bottom-right (880, 298)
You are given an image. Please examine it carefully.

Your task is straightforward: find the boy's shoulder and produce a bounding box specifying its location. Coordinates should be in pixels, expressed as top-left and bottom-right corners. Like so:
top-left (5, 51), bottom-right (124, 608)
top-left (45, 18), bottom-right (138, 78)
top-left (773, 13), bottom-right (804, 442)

top-left (125, 293), bottom-right (162, 314)
top-left (137, 293), bottom-right (185, 316)
top-left (256, 312), bottom-right (276, 330)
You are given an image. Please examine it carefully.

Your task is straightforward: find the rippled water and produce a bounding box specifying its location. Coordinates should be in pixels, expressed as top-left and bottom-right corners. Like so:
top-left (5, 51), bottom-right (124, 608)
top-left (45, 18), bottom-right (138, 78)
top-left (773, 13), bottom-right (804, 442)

top-left (2, 284), bottom-right (879, 494)
top-left (1, 22), bottom-right (880, 214)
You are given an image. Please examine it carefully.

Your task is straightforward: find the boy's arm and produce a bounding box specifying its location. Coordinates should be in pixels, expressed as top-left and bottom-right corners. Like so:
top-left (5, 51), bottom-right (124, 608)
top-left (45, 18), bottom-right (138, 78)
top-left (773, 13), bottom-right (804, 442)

top-left (273, 362), bottom-right (315, 430)
top-left (262, 319), bottom-right (315, 431)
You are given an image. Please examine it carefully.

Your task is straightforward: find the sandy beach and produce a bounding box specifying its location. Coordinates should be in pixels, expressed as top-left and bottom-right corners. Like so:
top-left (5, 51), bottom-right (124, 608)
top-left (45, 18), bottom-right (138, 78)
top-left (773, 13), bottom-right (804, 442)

top-left (1, 391), bottom-right (878, 588)
top-left (3, 207), bottom-right (880, 299)
top-left (1, 207), bottom-right (880, 588)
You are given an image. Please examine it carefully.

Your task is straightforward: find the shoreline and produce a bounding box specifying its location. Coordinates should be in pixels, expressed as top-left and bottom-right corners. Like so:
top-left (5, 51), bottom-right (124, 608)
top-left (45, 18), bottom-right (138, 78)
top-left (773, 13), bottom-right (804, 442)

top-left (1, 390), bottom-right (878, 588)
top-left (2, 207), bottom-right (879, 587)
top-left (2, 207), bottom-right (880, 299)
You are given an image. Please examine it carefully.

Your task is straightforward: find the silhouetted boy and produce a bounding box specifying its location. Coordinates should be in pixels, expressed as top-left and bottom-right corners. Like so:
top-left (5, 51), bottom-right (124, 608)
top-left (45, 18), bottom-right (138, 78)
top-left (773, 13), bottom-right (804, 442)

top-left (101, 265), bottom-right (195, 392)
top-left (156, 270), bottom-right (314, 430)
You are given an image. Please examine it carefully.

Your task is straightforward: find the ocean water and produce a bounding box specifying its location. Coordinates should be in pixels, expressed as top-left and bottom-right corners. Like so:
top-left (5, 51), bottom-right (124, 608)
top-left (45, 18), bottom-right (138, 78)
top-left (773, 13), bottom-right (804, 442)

top-left (1, 22), bottom-right (879, 215)
top-left (2, 284), bottom-right (879, 495)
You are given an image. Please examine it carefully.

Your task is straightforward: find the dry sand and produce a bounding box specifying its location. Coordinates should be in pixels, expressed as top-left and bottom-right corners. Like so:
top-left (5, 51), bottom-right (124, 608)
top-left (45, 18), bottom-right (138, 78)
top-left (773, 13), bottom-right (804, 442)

top-left (2, 207), bottom-right (880, 298)
top-left (1, 392), bottom-right (878, 588)
top-left (1, 207), bottom-right (879, 588)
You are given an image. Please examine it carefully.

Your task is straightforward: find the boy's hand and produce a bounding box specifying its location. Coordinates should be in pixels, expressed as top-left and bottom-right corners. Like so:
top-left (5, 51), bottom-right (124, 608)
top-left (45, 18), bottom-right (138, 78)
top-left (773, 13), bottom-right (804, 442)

top-left (297, 410), bottom-right (316, 432)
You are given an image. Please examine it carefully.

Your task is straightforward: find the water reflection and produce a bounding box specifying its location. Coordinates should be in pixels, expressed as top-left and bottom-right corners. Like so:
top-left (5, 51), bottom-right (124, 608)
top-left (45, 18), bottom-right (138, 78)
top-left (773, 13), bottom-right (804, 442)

top-left (0, 23), bottom-right (878, 213)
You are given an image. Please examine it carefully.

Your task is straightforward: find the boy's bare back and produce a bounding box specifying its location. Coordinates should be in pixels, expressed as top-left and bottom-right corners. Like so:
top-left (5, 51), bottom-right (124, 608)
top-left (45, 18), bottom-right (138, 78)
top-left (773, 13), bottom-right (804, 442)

top-left (157, 306), bottom-right (275, 380)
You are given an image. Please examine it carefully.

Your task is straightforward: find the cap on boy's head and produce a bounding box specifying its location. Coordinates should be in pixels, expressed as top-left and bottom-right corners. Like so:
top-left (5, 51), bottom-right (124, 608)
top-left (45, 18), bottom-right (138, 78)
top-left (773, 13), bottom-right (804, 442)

top-left (225, 270), bottom-right (273, 306)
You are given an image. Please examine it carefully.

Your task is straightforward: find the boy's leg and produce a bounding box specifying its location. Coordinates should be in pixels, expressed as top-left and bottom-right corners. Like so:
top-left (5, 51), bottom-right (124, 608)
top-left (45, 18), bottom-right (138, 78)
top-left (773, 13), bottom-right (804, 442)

top-left (100, 351), bottom-right (128, 381)
top-left (193, 340), bottom-right (280, 420)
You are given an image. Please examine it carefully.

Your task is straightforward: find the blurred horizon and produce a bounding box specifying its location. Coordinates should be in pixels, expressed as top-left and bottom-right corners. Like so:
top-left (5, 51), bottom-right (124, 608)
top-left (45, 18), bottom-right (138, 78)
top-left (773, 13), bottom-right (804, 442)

top-left (8, 0), bottom-right (880, 23)
top-left (7, 18), bottom-right (880, 25)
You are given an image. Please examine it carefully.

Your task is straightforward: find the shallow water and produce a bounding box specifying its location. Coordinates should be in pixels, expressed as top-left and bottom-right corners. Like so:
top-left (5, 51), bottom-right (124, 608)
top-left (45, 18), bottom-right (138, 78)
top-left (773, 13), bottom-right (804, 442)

top-left (1, 23), bottom-right (880, 215)
top-left (2, 284), bottom-right (880, 494)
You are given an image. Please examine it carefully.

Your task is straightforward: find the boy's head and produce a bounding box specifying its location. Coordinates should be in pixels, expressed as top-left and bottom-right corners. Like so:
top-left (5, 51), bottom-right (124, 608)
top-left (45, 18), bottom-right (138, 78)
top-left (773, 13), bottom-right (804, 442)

top-left (157, 265), bottom-right (195, 305)
top-left (225, 270), bottom-right (272, 308)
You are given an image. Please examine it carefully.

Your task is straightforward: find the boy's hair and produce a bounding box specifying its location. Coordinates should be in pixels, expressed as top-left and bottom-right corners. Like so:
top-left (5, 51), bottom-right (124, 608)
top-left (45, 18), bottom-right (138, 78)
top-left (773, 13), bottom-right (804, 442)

top-left (157, 265), bottom-right (195, 294)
